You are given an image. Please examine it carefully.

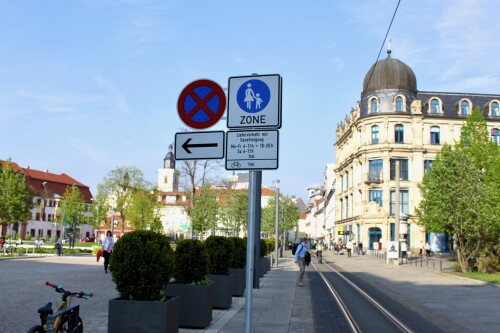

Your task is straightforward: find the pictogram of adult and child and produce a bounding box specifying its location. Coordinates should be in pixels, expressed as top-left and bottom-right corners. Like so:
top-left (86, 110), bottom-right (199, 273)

top-left (244, 83), bottom-right (264, 110)
top-left (237, 79), bottom-right (271, 113)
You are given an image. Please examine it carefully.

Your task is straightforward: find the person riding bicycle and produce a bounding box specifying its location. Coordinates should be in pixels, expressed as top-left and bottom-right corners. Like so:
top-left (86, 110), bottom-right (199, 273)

top-left (316, 241), bottom-right (324, 261)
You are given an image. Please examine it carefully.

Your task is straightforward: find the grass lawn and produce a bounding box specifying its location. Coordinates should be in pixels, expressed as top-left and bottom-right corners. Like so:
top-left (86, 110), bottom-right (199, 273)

top-left (449, 272), bottom-right (500, 284)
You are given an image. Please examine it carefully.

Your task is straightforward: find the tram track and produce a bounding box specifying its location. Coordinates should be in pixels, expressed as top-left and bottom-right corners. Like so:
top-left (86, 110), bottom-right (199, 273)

top-left (310, 257), bottom-right (414, 333)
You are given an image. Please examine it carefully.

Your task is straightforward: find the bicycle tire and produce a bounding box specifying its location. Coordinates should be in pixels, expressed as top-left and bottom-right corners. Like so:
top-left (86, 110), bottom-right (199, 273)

top-left (27, 325), bottom-right (45, 333)
top-left (55, 316), bottom-right (83, 333)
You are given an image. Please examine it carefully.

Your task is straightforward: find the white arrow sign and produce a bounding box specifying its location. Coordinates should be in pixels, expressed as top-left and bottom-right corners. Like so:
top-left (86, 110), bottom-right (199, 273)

top-left (174, 131), bottom-right (225, 160)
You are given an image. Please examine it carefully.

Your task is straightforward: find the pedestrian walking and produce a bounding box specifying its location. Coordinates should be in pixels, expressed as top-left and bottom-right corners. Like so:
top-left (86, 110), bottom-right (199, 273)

top-left (418, 241), bottom-right (424, 256)
top-left (294, 238), bottom-right (309, 286)
top-left (358, 241), bottom-right (363, 255)
top-left (346, 240), bottom-right (352, 258)
top-left (102, 231), bottom-right (114, 274)
top-left (425, 242), bottom-right (431, 258)
top-left (55, 238), bottom-right (62, 256)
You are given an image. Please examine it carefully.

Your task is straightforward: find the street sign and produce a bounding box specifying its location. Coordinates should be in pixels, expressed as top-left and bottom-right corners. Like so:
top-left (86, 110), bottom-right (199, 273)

top-left (226, 130), bottom-right (278, 170)
top-left (177, 79), bottom-right (226, 130)
top-left (227, 74), bottom-right (281, 129)
top-left (174, 131), bottom-right (225, 160)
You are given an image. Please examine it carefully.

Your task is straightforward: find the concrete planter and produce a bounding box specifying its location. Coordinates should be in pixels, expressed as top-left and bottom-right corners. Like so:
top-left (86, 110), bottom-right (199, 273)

top-left (264, 256), bottom-right (271, 273)
top-left (207, 274), bottom-right (233, 309)
top-left (259, 257), bottom-right (265, 277)
top-left (229, 268), bottom-right (245, 297)
top-left (108, 296), bottom-right (179, 333)
top-left (165, 283), bottom-right (213, 328)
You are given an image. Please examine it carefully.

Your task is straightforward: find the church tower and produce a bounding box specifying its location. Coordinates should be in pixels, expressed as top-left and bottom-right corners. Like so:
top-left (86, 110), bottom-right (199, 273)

top-left (157, 144), bottom-right (180, 192)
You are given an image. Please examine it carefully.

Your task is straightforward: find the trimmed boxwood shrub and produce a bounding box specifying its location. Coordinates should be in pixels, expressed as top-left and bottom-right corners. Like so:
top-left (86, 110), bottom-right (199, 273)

top-left (265, 238), bottom-right (275, 255)
top-left (205, 236), bottom-right (234, 275)
top-left (174, 239), bottom-right (208, 284)
top-left (229, 237), bottom-right (246, 269)
top-left (260, 239), bottom-right (267, 258)
top-left (110, 230), bottom-right (174, 301)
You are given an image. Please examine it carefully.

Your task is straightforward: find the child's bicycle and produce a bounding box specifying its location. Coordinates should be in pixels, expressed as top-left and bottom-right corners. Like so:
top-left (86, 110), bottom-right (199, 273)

top-left (28, 281), bottom-right (93, 333)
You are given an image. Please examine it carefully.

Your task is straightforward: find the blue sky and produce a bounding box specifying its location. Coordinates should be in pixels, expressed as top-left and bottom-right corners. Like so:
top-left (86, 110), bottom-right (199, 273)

top-left (1, 0), bottom-right (499, 199)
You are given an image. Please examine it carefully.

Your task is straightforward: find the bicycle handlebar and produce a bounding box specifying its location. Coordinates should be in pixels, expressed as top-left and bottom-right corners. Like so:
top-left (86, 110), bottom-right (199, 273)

top-left (45, 282), bottom-right (93, 298)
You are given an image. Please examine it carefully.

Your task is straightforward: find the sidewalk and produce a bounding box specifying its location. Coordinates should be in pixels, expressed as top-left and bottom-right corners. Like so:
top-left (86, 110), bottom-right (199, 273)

top-left (217, 252), bottom-right (314, 333)
top-left (322, 250), bottom-right (500, 333)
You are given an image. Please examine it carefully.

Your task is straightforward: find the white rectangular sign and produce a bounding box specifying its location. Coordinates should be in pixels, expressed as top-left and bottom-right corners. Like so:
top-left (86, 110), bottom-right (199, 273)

top-left (226, 130), bottom-right (279, 170)
top-left (227, 74), bottom-right (282, 129)
top-left (174, 131), bottom-right (224, 160)
top-left (387, 241), bottom-right (399, 259)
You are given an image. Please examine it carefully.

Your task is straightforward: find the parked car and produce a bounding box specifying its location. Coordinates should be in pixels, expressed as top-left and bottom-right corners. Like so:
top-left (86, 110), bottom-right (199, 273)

top-left (81, 236), bottom-right (96, 243)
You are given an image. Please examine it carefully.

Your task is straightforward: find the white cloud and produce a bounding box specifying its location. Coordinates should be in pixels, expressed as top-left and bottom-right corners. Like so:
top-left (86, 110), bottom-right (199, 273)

top-left (18, 90), bottom-right (102, 114)
top-left (89, 71), bottom-right (131, 114)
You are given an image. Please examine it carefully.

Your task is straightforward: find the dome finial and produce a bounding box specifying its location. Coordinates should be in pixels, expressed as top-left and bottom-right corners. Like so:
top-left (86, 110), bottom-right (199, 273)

top-left (387, 38), bottom-right (392, 56)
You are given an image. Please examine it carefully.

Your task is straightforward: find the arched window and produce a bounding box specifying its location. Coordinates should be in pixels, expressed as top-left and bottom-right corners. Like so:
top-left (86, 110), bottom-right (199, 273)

top-left (491, 102), bottom-right (499, 116)
top-left (431, 99), bottom-right (440, 113)
top-left (371, 125), bottom-right (379, 144)
top-left (395, 124), bottom-right (404, 143)
top-left (461, 100), bottom-right (470, 115)
top-left (395, 96), bottom-right (404, 112)
top-left (430, 126), bottom-right (440, 145)
top-left (492, 128), bottom-right (500, 145)
top-left (371, 98), bottom-right (378, 113)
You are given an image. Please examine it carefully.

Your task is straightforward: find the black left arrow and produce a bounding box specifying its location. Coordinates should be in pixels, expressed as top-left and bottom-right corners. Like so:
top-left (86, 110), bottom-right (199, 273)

top-left (182, 138), bottom-right (218, 154)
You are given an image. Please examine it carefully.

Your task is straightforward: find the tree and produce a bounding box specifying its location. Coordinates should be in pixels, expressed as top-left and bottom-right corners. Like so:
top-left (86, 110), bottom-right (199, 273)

top-left (189, 185), bottom-right (219, 240)
top-left (0, 160), bottom-right (35, 237)
top-left (126, 189), bottom-right (163, 232)
top-left (56, 185), bottom-right (87, 248)
top-left (87, 190), bottom-right (110, 230)
top-left (417, 108), bottom-right (500, 272)
top-left (262, 196), bottom-right (300, 235)
top-left (96, 166), bottom-right (150, 234)
top-left (220, 191), bottom-right (248, 235)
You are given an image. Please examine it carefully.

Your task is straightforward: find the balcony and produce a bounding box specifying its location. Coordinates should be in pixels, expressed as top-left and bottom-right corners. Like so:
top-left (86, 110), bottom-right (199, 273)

top-left (365, 171), bottom-right (383, 184)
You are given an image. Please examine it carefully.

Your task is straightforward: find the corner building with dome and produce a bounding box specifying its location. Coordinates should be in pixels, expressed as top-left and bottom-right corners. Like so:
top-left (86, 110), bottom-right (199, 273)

top-left (334, 50), bottom-right (500, 253)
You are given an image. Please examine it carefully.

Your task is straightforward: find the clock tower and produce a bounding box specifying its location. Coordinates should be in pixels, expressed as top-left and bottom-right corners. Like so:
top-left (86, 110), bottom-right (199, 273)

top-left (158, 145), bottom-right (180, 192)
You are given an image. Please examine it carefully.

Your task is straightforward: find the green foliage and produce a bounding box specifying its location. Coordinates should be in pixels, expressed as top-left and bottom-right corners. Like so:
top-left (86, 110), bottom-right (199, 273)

top-left (264, 238), bottom-right (275, 255)
top-left (260, 239), bottom-right (267, 257)
top-left (86, 190), bottom-right (110, 229)
top-left (110, 230), bottom-right (174, 301)
top-left (229, 237), bottom-right (246, 269)
top-left (56, 185), bottom-right (87, 226)
top-left (189, 185), bottom-right (219, 238)
top-left (0, 159), bottom-right (35, 232)
top-left (261, 196), bottom-right (300, 235)
top-left (417, 109), bottom-right (500, 273)
top-left (97, 166), bottom-right (150, 233)
top-left (204, 236), bottom-right (234, 275)
top-left (477, 246), bottom-right (500, 274)
top-left (25, 235), bottom-right (32, 240)
top-left (125, 189), bottom-right (162, 232)
top-left (173, 239), bottom-right (209, 284)
top-left (220, 192), bottom-right (248, 234)
top-left (91, 244), bottom-right (102, 256)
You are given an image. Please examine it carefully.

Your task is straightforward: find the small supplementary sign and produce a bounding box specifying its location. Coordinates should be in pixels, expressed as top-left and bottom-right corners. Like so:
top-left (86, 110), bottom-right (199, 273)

top-left (227, 74), bottom-right (281, 129)
top-left (225, 130), bottom-right (278, 170)
top-left (177, 79), bottom-right (226, 130)
top-left (387, 241), bottom-right (399, 259)
top-left (175, 131), bottom-right (225, 160)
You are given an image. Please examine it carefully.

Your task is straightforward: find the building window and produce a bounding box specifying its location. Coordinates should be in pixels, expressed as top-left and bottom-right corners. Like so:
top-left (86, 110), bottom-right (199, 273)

top-left (340, 199), bottom-right (343, 219)
top-left (346, 172), bottom-right (349, 190)
top-left (36, 213), bottom-right (41, 220)
top-left (424, 160), bottom-right (433, 173)
top-left (492, 128), bottom-right (500, 145)
top-left (371, 98), bottom-right (378, 113)
top-left (390, 189), bottom-right (409, 215)
top-left (345, 197), bottom-right (349, 218)
top-left (431, 99), bottom-right (440, 114)
top-left (390, 159), bottom-right (409, 181)
top-left (390, 223), bottom-right (395, 241)
top-left (368, 159), bottom-right (383, 181)
top-left (492, 102), bottom-right (499, 116)
top-left (340, 175), bottom-right (344, 192)
top-left (371, 125), bottom-right (379, 144)
top-left (395, 124), bottom-right (404, 143)
top-left (395, 96), bottom-right (404, 112)
top-left (369, 189), bottom-right (383, 207)
top-left (430, 126), bottom-right (440, 145)
top-left (461, 100), bottom-right (471, 115)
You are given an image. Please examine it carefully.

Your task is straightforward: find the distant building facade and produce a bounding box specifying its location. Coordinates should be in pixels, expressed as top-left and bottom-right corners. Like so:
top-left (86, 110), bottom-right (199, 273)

top-left (0, 161), bottom-right (94, 241)
top-left (334, 50), bottom-right (500, 253)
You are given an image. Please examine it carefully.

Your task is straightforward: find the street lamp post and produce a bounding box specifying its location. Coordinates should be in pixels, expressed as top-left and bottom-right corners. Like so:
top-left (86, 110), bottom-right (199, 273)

top-left (273, 180), bottom-right (280, 267)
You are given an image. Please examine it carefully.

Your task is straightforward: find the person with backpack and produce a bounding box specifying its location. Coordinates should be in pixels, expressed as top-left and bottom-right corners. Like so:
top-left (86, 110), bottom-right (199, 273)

top-left (293, 238), bottom-right (310, 287)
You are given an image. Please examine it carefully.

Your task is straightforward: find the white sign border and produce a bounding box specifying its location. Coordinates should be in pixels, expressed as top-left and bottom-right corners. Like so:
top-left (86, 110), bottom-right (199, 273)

top-left (174, 131), bottom-right (225, 161)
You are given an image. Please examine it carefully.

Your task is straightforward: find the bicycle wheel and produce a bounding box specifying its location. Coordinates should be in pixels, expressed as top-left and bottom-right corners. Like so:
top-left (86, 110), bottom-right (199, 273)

top-left (27, 325), bottom-right (45, 333)
top-left (55, 316), bottom-right (83, 333)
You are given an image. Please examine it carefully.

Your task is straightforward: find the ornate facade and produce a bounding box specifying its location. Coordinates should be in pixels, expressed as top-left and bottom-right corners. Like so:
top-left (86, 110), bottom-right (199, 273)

top-left (334, 50), bottom-right (500, 253)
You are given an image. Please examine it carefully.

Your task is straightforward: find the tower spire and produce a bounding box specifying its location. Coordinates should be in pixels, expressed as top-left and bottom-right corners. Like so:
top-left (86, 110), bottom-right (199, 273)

top-left (387, 38), bottom-right (392, 56)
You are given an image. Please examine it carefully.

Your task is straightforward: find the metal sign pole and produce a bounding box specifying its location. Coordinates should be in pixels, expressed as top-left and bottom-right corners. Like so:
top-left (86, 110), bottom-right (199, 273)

top-left (274, 180), bottom-right (280, 267)
top-left (253, 171), bottom-right (262, 289)
top-left (245, 170), bottom-right (258, 333)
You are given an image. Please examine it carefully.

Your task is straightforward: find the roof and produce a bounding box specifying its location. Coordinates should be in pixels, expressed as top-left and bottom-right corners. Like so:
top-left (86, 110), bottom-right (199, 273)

top-left (363, 55), bottom-right (417, 94)
top-left (261, 187), bottom-right (275, 197)
top-left (0, 160), bottom-right (93, 203)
